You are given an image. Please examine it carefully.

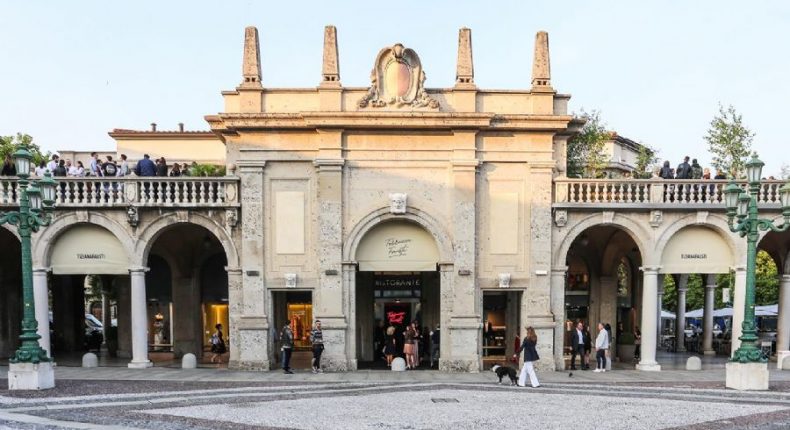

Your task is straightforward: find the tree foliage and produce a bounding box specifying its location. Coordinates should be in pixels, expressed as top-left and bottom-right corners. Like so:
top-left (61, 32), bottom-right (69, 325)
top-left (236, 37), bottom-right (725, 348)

top-left (704, 104), bottom-right (754, 179)
top-left (780, 163), bottom-right (789, 180)
top-left (0, 133), bottom-right (52, 167)
top-left (567, 110), bottom-right (609, 178)
top-left (634, 143), bottom-right (659, 179)
top-left (189, 163), bottom-right (226, 177)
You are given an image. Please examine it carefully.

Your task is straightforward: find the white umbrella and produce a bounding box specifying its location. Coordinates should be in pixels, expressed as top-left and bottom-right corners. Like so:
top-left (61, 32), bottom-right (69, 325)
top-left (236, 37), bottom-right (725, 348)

top-left (661, 310), bottom-right (675, 319)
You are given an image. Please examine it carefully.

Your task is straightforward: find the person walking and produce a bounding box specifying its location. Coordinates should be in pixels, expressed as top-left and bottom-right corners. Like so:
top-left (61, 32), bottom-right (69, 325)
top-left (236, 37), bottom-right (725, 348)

top-left (513, 326), bottom-right (540, 388)
top-left (280, 323), bottom-right (294, 374)
top-left (310, 320), bottom-right (324, 373)
top-left (570, 321), bottom-right (586, 370)
top-left (594, 322), bottom-right (609, 372)
top-left (209, 323), bottom-right (226, 364)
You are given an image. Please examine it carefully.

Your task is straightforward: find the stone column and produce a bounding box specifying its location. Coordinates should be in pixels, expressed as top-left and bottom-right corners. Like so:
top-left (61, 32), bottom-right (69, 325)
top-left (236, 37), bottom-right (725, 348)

top-left (550, 267), bottom-right (568, 370)
top-left (235, 161), bottom-right (269, 370)
top-left (32, 268), bottom-right (50, 357)
top-left (438, 263), bottom-right (455, 371)
top-left (656, 274), bottom-right (665, 346)
top-left (731, 265), bottom-right (747, 355)
top-left (314, 153), bottom-right (348, 371)
top-left (702, 274), bottom-right (716, 356)
top-left (226, 267), bottom-right (243, 365)
top-left (637, 266), bottom-right (661, 371)
top-left (172, 274), bottom-right (199, 357)
top-left (128, 267), bottom-right (152, 368)
top-left (776, 274), bottom-right (790, 369)
top-left (675, 274), bottom-right (688, 352)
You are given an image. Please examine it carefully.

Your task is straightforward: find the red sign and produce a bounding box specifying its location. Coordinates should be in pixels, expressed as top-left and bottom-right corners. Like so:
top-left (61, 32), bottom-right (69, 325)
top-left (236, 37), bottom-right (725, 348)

top-left (387, 311), bottom-right (406, 325)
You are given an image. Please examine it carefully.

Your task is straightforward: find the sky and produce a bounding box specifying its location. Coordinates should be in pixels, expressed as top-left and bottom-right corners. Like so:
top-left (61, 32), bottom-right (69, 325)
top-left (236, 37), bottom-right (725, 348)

top-left (0, 1), bottom-right (788, 176)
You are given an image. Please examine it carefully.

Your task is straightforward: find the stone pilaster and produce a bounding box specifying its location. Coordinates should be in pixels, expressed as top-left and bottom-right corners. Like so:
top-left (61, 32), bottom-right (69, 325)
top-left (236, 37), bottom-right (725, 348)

top-left (233, 161), bottom-right (269, 370)
top-left (314, 152), bottom-right (348, 371)
top-left (776, 274), bottom-right (790, 369)
top-left (226, 267), bottom-right (243, 364)
top-left (550, 266), bottom-right (568, 370)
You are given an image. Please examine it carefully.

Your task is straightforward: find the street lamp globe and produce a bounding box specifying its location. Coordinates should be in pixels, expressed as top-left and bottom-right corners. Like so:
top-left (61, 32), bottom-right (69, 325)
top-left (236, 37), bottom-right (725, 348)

top-left (724, 182), bottom-right (742, 212)
top-left (12, 145), bottom-right (33, 179)
top-left (39, 172), bottom-right (57, 207)
top-left (745, 154), bottom-right (764, 184)
top-left (736, 194), bottom-right (750, 218)
top-left (26, 184), bottom-right (42, 212)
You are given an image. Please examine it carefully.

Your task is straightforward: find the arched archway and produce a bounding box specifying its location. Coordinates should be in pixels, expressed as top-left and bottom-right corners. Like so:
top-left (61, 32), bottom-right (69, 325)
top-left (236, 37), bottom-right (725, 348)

top-left (144, 222), bottom-right (229, 362)
top-left (757, 227), bottom-right (790, 365)
top-left (561, 224), bottom-right (644, 370)
top-left (351, 217), bottom-right (443, 369)
top-left (0, 226), bottom-right (21, 362)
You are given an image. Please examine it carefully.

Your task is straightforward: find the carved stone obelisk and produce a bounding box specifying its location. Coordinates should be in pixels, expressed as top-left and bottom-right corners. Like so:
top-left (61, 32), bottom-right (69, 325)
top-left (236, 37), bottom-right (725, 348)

top-left (531, 31), bottom-right (552, 91)
top-left (455, 27), bottom-right (474, 88)
top-left (320, 25), bottom-right (341, 88)
top-left (240, 26), bottom-right (262, 89)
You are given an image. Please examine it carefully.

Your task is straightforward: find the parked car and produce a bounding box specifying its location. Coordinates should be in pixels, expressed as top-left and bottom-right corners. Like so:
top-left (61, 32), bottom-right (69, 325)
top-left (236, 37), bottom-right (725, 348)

top-left (84, 313), bottom-right (104, 352)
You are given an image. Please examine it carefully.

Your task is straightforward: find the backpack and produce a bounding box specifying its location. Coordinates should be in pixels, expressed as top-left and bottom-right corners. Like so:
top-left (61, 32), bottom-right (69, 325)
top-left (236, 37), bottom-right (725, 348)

top-left (210, 333), bottom-right (220, 345)
top-left (103, 162), bottom-right (117, 176)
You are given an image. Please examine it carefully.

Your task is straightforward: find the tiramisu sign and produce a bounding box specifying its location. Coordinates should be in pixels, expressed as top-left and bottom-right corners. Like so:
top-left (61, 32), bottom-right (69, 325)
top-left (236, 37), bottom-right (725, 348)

top-left (385, 238), bottom-right (411, 258)
top-left (77, 253), bottom-right (106, 260)
top-left (680, 253), bottom-right (707, 260)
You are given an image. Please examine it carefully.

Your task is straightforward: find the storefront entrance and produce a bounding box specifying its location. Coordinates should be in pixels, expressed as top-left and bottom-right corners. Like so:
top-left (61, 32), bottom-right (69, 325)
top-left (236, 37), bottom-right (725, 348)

top-left (482, 291), bottom-right (522, 370)
top-left (271, 291), bottom-right (313, 370)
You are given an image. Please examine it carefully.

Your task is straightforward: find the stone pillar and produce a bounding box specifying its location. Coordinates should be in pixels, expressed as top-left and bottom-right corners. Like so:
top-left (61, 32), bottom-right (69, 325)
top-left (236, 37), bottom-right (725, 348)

top-left (32, 268), bottom-right (51, 357)
top-left (731, 266), bottom-right (747, 355)
top-left (637, 266), bottom-right (661, 371)
top-left (128, 268), bottom-right (151, 368)
top-left (314, 153), bottom-right (348, 371)
top-left (702, 274), bottom-right (716, 356)
top-left (656, 274), bottom-right (665, 346)
top-left (226, 267), bottom-right (243, 365)
top-left (550, 267), bottom-right (568, 370)
top-left (172, 274), bottom-right (199, 357)
top-left (437, 263), bottom-right (455, 371)
top-left (776, 274), bottom-right (790, 369)
top-left (235, 161), bottom-right (269, 370)
top-left (675, 274), bottom-right (688, 352)
top-left (116, 276), bottom-right (132, 358)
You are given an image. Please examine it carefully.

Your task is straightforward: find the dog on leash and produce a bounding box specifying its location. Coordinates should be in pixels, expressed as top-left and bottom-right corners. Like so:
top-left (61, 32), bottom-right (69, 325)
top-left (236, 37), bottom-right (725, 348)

top-left (491, 364), bottom-right (518, 385)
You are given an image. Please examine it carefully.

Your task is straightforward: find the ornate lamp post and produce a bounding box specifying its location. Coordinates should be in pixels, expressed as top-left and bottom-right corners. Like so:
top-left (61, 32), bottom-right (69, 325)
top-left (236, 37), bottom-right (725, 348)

top-left (0, 144), bottom-right (57, 390)
top-left (723, 154), bottom-right (790, 390)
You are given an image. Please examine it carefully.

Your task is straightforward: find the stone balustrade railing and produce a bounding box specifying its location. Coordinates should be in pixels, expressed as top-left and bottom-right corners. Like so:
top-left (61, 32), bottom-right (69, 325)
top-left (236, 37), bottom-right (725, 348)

top-left (554, 179), bottom-right (786, 207)
top-left (0, 176), bottom-right (240, 208)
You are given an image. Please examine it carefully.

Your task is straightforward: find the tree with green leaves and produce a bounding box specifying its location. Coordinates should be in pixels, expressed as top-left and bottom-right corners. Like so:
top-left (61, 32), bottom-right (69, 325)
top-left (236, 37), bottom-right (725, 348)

top-left (704, 104), bottom-right (754, 179)
top-left (566, 110), bottom-right (609, 178)
top-left (780, 163), bottom-right (789, 180)
top-left (633, 143), bottom-right (659, 179)
top-left (0, 133), bottom-right (52, 168)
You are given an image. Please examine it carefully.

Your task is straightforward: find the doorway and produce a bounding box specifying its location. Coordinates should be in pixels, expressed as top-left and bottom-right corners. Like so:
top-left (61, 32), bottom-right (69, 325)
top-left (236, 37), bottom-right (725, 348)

top-left (482, 291), bottom-right (522, 370)
top-left (271, 291), bottom-right (313, 370)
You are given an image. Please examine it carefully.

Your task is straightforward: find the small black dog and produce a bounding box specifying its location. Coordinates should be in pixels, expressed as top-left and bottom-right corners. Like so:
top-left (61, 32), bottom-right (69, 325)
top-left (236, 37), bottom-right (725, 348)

top-left (491, 364), bottom-right (518, 385)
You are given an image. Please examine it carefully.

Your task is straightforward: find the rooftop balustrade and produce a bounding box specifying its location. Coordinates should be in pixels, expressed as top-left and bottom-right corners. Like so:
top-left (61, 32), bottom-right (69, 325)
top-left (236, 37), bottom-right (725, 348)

top-left (0, 176), bottom-right (240, 208)
top-left (553, 178), bottom-right (787, 209)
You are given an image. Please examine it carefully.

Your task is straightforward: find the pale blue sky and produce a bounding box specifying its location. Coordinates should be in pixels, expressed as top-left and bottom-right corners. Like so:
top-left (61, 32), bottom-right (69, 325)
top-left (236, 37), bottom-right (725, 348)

top-left (1, 1), bottom-right (787, 175)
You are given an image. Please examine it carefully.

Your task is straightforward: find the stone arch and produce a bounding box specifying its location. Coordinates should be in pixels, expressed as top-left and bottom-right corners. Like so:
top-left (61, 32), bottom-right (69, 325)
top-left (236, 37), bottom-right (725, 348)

top-left (653, 212), bottom-right (742, 268)
top-left (32, 211), bottom-right (134, 268)
top-left (553, 212), bottom-right (652, 269)
top-left (343, 206), bottom-right (453, 264)
top-left (135, 212), bottom-right (239, 269)
top-left (1, 224), bottom-right (20, 241)
top-left (600, 229), bottom-right (643, 277)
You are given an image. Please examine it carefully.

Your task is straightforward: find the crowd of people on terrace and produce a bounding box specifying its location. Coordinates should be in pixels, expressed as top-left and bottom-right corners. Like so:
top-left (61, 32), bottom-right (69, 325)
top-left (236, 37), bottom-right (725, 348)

top-left (1, 153), bottom-right (199, 178)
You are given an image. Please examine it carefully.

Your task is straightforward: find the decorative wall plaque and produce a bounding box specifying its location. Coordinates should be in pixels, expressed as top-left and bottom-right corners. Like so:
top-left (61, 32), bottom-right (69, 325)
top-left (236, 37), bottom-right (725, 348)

top-left (389, 193), bottom-right (407, 214)
top-left (285, 273), bottom-right (297, 288)
top-left (498, 273), bottom-right (511, 289)
top-left (358, 44), bottom-right (439, 109)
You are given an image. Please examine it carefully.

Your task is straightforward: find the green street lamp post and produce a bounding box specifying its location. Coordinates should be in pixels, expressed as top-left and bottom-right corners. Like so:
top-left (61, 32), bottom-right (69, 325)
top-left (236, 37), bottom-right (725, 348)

top-left (0, 144), bottom-right (57, 390)
top-left (723, 154), bottom-right (790, 390)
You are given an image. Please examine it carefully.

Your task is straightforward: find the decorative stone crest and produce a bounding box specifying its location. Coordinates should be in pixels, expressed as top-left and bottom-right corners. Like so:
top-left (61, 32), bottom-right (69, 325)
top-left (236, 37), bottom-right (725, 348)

top-left (554, 209), bottom-right (567, 227)
top-left (225, 183), bottom-right (238, 203)
top-left (389, 193), bottom-right (407, 214)
top-left (225, 208), bottom-right (238, 228)
top-left (649, 210), bottom-right (663, 228)
top-left (358, 44), bottom-right (439, 109)
top-left (498, 273), bottom-right (511, 289)
top-left (285, 273), bottom-right (297, 289)
top-left (126, 206), bottom-right (139, 227)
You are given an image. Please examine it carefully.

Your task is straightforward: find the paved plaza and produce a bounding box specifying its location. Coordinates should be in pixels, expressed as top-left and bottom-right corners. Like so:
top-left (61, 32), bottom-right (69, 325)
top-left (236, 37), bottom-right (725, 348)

top-left (3, 366), bottom-right (790, 429)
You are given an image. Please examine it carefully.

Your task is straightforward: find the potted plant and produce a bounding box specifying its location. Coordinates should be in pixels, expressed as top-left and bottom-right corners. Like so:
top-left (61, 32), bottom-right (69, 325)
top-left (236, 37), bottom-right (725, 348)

top-left (617, 332), bottom-right (636, 362)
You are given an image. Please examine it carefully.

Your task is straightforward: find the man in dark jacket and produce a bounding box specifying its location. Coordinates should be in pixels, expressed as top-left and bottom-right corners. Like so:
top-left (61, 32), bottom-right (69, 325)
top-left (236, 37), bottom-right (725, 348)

top-left (675, 156), bottom-right (692, 179)
top-left (570, 321), bottom-right (587, 370)
top-left (134, 154), bottom-right (157, 177)
top-left (280, 323), bottom-right (294, 374)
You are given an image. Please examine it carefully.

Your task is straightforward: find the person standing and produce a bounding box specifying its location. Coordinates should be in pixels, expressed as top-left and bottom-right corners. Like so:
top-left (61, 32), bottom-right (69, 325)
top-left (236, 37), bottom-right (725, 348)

top-left (135, 154), bottom-right (157, 177)
top-left (676, 156), bottom-right (692, 179)
top-left (53, 160), bottom-right (67, 177)
top-left (430, 324), bottom-right (440, 368)
top-left (1, 155), bottom-right (16, 176)
top-left (310, 320), bottom-right (324, 373)
top-left (403, 323), bottom-right (417, 370)
top-left (570, 321), bottom-right (586, 370)
top-left (210, 323), bottom-right (226, 364)
top-left (46, 154), bottom-right (59, 173)
top-left (117, 154), bottom-right (129, 177)
top-left (156, 158), bottom-right (168, 177)
top-left (690, 159), bottom-right (703, 179)
top-left (659, 160), bottom-right (673, 179)
top-left (634, 327), bottom-right (642, 361)
top-left (89, 152), bottom-right (103, 177)
top-left (583, 324), bottom-right (592, 370)
top-left (280, 323), bottom-right (294, 374)
top-left (102, 156), bottom-right (118, 177)
top-left (384, 324), bottom-right (397, 368)
top-left (513, 326), bottom-right (540, 388)
top-left (594, 322), bottom-right (609, 373)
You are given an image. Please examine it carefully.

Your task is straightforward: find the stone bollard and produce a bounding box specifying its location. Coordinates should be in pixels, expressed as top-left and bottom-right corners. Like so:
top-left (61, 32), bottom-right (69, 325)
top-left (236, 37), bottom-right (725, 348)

top-left (782, 356), bottom-right (790, 370)
top-left (686, 356), bottom-right (702, 371)
top-left (391, 357), bottom-right (406, 371)
top-left (182, 353), bottom-right (197, 369)
top-left (82, 353), bottom-right (98, 368)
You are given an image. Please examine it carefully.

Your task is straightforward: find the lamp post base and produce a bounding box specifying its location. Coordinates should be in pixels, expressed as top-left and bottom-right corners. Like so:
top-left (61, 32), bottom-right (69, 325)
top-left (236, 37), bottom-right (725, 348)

top-left (7, 361), bottom-right (55, 390)
top-left (726, 361), bottom-right (769, 391)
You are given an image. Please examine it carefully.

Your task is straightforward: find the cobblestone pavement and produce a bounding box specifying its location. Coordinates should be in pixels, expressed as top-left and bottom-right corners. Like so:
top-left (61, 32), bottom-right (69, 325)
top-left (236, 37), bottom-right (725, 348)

top-left (3, 367), bottom-right (790, 429)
